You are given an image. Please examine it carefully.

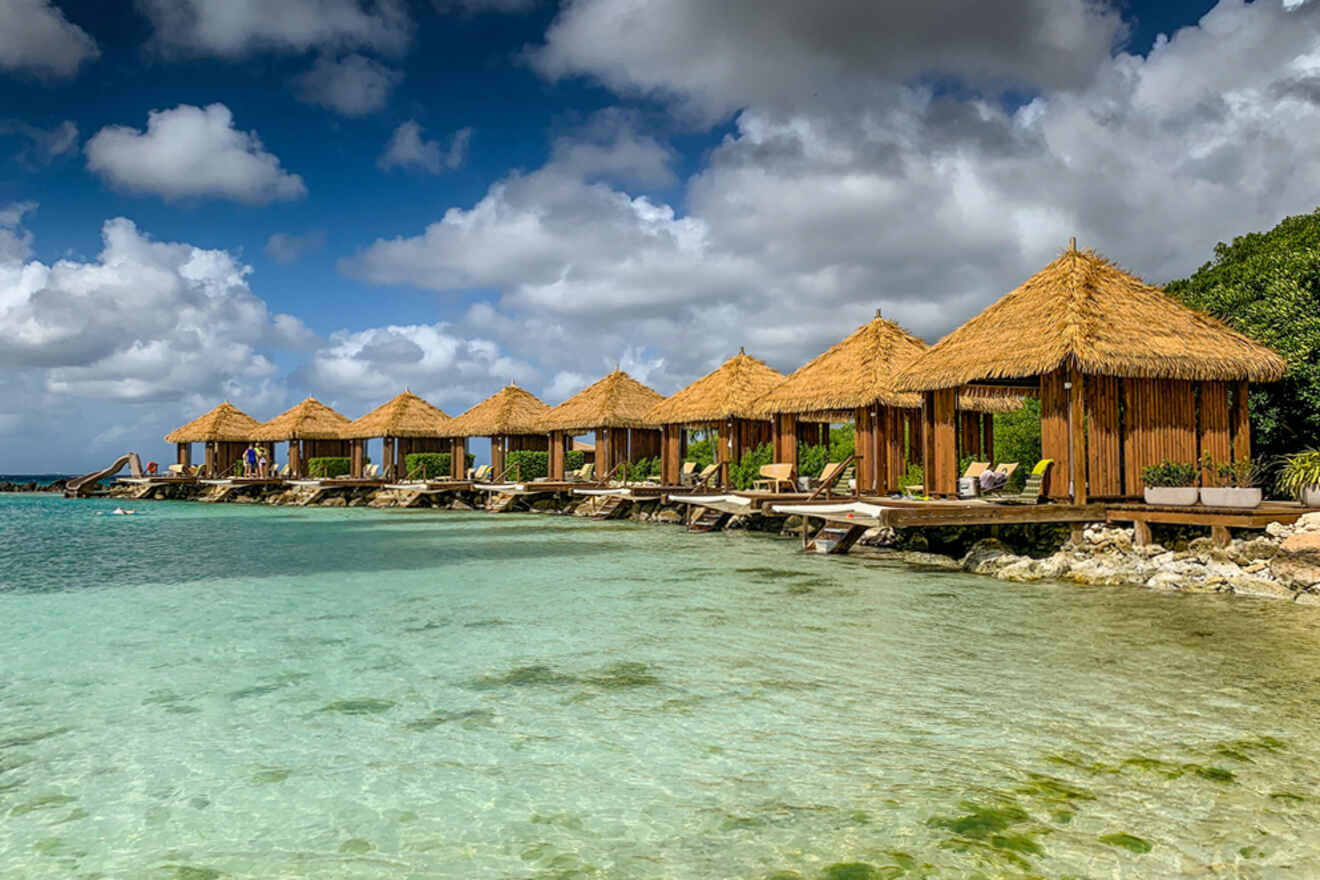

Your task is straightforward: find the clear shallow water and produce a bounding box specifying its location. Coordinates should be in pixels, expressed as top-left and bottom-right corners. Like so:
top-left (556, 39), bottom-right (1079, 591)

top-left (2, 495), bottom-right (1320, 879)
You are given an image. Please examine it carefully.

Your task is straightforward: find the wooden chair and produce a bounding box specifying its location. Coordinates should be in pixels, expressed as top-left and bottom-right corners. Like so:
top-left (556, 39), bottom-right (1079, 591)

top-left (693, 463), bottom-right (720, 488)
top-left (905, 460), bottom-right (990, 496)
top-left (993, 460), bottom-right (1053, 505)
top-left (752, 463), bottom-right (797, 492)
top-left (679, 461), bottom-right (697, 485)
top-left (167, 463), bottom-right (186, 477)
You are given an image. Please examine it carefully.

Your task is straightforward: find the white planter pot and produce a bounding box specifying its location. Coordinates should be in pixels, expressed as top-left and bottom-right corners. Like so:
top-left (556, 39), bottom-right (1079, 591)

top-left (1144, 487), bottom-right (1199, 506)
top-left (1303, 486), bottom-right (1320, 509)
top-left (1199, 487), bottom-right (1263, 509)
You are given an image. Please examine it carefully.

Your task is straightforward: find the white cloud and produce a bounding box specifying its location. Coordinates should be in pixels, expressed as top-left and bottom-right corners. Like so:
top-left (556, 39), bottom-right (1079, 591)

top-left (530, 0), bottom-right (1128, 122)
top-left (84, 103), bottom-right (307, 204)
top-left (344, 0), bottom-right (1320, 387)
top-left (0, 201), bottom-right (36, 262)
top-left (137, 0), bottom-right (412, 57)
top-left (0, 119), bottom-right (79, 166)
top-left (0, 213), bottom-right (312, 404)
top-left (0, 0), bottom-right (99, 79)
top-left (378, 121), bottom-right (472, 173)
top-left (293, 53), bottom-right (402, 116)
top-left (265, 230), bottom-right (327, 264)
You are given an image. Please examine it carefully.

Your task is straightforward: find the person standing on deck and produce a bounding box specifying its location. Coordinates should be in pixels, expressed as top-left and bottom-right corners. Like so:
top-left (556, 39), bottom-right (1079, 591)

top-left (256, 445), bottom-right (269, 478)
top-left (244, 444), bottom-right (257, 477)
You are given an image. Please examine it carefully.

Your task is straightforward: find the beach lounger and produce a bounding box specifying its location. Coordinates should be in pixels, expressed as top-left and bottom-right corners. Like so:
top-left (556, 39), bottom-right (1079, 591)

top-left (752, 463), bottom-right (797, 493)
top-left (807, 461), bottom-right (849, 500)
top-left (167, 463), bottom-right (185, 477)
top-left (679, 462), bottom-right (697, 485)
top-left (993, 459), bottom-right (1053, 504)
top-left (692, 463), bottom-right (720, 488)
top-left (905, 460), bottom-right (990, 496)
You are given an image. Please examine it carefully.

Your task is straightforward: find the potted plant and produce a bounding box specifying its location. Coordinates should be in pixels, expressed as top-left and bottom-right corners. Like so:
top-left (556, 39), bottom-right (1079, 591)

top-left (1141, 459), bottom-right (1199, 506)
top-left (1198, 454), bottom-right (1263, 509)
top-left (1278, 449), bottom-right (1320, 508)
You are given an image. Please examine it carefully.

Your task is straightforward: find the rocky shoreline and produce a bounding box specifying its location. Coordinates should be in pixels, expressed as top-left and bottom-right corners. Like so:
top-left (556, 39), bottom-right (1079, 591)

top-left (0, 480), bottom-right (66, 493)
top-left (95, 481), bottom-right (1320, 605)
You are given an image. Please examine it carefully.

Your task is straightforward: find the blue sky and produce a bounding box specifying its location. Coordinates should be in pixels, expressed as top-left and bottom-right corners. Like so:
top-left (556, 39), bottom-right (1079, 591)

top-left (2, 0), bottom-right (1318, 471)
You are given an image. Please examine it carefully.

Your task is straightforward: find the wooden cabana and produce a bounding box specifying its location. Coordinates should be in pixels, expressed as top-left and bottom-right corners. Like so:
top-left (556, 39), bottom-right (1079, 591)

top-left (646, 349), bottom-right (786, 488)
top-left (164, 402), bottom-right (262, 477)
top-left (342, 391), bottom-right (453, 480)
top-left (442, 384), bottom-right (550, 479)
top-left (253, 397), bottom-right (352, 479)
top-left (539, 369), bottom-right (666, 481)
top-left (896, 241), bottom-right (1287, 500)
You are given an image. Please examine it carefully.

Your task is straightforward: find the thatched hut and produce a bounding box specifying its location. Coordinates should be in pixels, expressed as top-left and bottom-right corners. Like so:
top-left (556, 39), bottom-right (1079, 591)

top-left (253, 397), bottom-right (352, 478)
top-left (753, 312), bottom-right (1022, 494)
top-left (342, 391), bottom-right (453, 480)
top-left (896, 241), bottom-right (1287, 499)
top-left (443, 384), bottom-right (550, 479)
top-left (164, 402), bottom-right (262, 477)
top-left (539, 369), bottom-right (666, 481)
top-left (645, 349), bottom-right (786, 487)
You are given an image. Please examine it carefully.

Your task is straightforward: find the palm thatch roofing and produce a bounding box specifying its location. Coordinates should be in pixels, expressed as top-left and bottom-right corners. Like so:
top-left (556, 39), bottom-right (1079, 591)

top-left (444, 384), bottom-right (550, 437)
top-left (540, 369), bottom-right (667, 433)
top-left (645, 350), bottom-right (786, 425)
top-left (896, 243), bottom-right (1288, 391)
top-left (164, 402), bottom-right (262, 443)
top-left (252, 397), bottom-right (352, 441)
top-left (343, 391), bottom-right (452, 440)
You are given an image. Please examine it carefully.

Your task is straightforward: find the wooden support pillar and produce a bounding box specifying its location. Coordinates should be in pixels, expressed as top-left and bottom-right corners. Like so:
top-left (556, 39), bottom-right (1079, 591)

top-left (1133, 519), bottom-right (1152, 547)
top-left (1040, 370), bottom-right (1069, 499)
top-left (717, 422), bottom-right (733, 487)
top-left (177, 443), bottom-right (191, 467)
top-left (1069, 366), bottom-right (1087, 505)
top-left (288, 440), bottom-right (301, 479)
top-left (351, 439), bottom-right (364, 478)
top-left (450, 438), bottom-right (466, 479)
top-left (595, 428), bottom-right (610, 480)
top-left (925, 389), bottom-right (958, 497)
top-left (661, 424), bottom-right (682, 485)
top-left (490, 435), bottom-right (505, 477)
top-left (868, 405), bottom-right (885, 495)
top-left (548, 430), bottom-right (565, 480)
top-left (609, 427), bottom-right (629, 472)
top-left (1232, 380), bottom-right (1251, 463)
top-left (395, 437), bottom-right (408, 479)
top-left (204, 441), bottom-right (216, 477)
top-left (382, 436), bottom-right (396, 481)
top-left (981, 414), bottom-right (994, 463)
top-left (774, 413), bottom-right (798, 465)
top-left (884, 407), bottom-right (905, 493)
top-left (854, 407), bottom-right (873, 495)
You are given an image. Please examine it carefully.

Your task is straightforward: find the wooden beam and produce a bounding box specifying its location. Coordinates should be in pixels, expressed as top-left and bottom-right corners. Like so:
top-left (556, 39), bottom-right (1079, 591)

top-left (548, 430), bottom-right (564, 480)
top-left (450, 438), bottom-right (466, 480)
top-left (661, 424), bottom-right (681, 485)
top-left (177, 443), bottom-right (190, 467)
top-left (928, 389), bottom-right (958, 496)
top-left (855, 406), bottom-right (874, 495)
top-left (1069, 365), bottom-right (1087, 505)
top-left (1040, 369), bottom-right (1069, 499)
top-left (350, 439), bottom-right (364, 478)
top-left (490, 435), bottom-right (505, 477)
top-left (1233, 380), bottom-right (1251, 462)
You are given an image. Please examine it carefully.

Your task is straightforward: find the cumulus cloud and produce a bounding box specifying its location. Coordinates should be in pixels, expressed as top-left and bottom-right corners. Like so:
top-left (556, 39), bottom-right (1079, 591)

top-left (0, 201), bottom-right (36, 262)
top-left (84, 103), bottom-right (307, 204)
top-left (0, 0), bottom-right (99, 79)
top-left (530, 0), bottom-right (1128, 122)
top-left (377, 121), bottom-right (472, 173)
top-left (293, 53), bottom-right (402, 116)
top-left (0, 213), bottom-right (312, 404)
top-left (295, 322), bottom-right (537, 413)
top-left (265, 230), bottom-right (327, 264)
top-left (0, 119), bottom-right (79, 166)
top-left (137, 0), bottom-right (411, 57)
top-left (344, 0), bottom-right (1320, 387)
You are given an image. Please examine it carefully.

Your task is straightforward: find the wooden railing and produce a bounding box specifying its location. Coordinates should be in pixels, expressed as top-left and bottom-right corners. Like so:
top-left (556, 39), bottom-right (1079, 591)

top-left (597, 460), bottom-right (629, 487)
top-left (806, 454), bottom-right (855, 502)
top-left (494, 461), bottom-right (522, 483)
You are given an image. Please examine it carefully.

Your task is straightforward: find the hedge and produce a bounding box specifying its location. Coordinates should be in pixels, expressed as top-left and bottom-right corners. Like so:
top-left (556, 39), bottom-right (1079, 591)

top-left (404, 452), bottom-right (474, 479)
top-left (307, 456), bottom-right (352, 478)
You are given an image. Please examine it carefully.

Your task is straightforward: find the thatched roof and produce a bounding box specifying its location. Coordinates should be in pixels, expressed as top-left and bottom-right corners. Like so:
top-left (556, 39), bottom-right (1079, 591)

top-left (645, 350), bottom-right (786, 425)
top-left (252, 397), bottom-right (352, 441)
top-left (164, 402), bottom-right (262, 443)
top-left (540, 369), bottom-right (666, 432)
top-left (754, 313), bottom-right (928, 415)
top-left (343, 391), bottom-right (452, 439)
top-left (444, 384), bottom-right (550, 437)
top-left (896, 243), bottom-right (1288, 391)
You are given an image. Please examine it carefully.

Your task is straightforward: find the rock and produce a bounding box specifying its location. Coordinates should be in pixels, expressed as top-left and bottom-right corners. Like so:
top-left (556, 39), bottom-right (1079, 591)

top-left (1205, 559), bottom-right (1245, 581)
top-left (995, 558), bottom-right (1047, 582)
top-left (1271, 556), bottom-right (1320, 590)
top-left (348, 497), bottom-right (367, 507)
top-left (1068, 554), bottom-right (1154, 587)
top-left (653, 509), bottom-right (683, 524)
top-left (450, 499), bottom-right (473, 511)
top-left (1146, 571), bottom-right (1186, 592)
top-left (1266, 521), bottom-right (1295, 539)
top-left (1281, 532), bottom-right (1320, 553)
top-left (1134, 543), bottom-right (1168, 558)
top-left (1036, 554), bottom-right (1074, 580)
top-left (1188, 537), bottom-right (1216, 553)
top-left (321, 496), bottom-right (347, 507)
top-left (726, 515), bottom-right (750, 530)
top-left (1085, 526), bottom-right (1133, 551)
top-left (960, 538), bottom-right (1020, 575)
top-left (1228, 576), bottom-right (1296, 600)
top-left (782, 516), bottom-right (804, 531)
top-left (1296, 512), bottom-right (1320, 533)
top-left (1244, 562), bottom-right (1268, 573)
top-left (1294, 591), bottom-right (1320, 606)
top-left (898, 551), bottom-right (961, 570)
top-left (1234, 538), bottom-right (1279, 562)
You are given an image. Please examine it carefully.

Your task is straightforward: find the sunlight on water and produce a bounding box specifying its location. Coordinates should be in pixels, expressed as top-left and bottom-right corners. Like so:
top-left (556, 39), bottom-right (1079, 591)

top-left (2, 494), bottom-right (1320, 878)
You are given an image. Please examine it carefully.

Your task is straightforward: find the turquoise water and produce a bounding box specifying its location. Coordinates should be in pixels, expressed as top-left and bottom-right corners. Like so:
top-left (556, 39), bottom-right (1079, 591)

top-left (2, 495), bottom-right (1320, 879)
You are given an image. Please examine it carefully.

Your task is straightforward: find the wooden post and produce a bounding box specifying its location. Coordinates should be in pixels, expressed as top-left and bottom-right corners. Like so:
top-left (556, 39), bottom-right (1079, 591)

top-left (548, 430), bottom-right (565, 480)
top-left (869, 405), bottom-right (886, 496)
top-left (1133, 518), bottom-right (1152, 547)
top-left (490, 435), bottom-right (505, 477)
top-left (288, 440), bottom-right (301, 479)
top-left (1232, 380), bottom-right (1251, 462)
top-left (177, 443), bottom-right (191, 467)
top-left (1212, 525), bottom-right (1232, 548)
top-left (382, 436), bottom-right (395, 481)
top-left (395, 437), bottom-right (407, 479)
top-left (717, 422), bottom-right (733, 487)
top-left (981, 414), bottom-right (994, 463)
top-left (661, 424), bottom-right (682, 485)
top-left (777, 413), bottom-right (798, 465)
top-left (1069, 366), bottom-right (1087, 505)
top-left (450, 438), bottom-right (466, 480)
top-left (1040, 370), bottom-right (1070, 499)
top-left (351, 439), bottom-right (364, 478)
top-left (855, 406), bottom-right (873, 495)
top-left (595, 428), bottom-right (610, 480)
top-left (204, 441), bottom-right (216, 477)
top-left (927, 389), bottom-right (958, 497)
top-left (610, 427), bottom-right (629, 472)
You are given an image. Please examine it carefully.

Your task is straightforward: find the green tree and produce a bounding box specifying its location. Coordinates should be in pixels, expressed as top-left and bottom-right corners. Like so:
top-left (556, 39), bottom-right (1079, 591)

top-left (992, 396), bottom-right (1042, 471)
top-left (1164, 208), bottom-right (1320, 457)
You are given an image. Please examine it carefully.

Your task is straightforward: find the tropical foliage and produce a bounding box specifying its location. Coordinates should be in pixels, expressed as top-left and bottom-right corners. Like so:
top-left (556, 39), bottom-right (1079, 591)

top-left (1140, 459), bottom-right (1199, 488)
top-left (403, 452), bottom-right (474, 478)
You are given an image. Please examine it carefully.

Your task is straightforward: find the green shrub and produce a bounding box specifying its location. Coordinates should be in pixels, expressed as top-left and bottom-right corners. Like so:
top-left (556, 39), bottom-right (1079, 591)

top-left (829, 423), bottom-right (855, 462)
top-left (404, 452), bottom-right (473, 479)
top-left (730, 442), bottom-right (774, 490)
top-left (798, 443), bottom-right (828, 478)
top-left (566, 450), bottom-right (586, 472)
top-left (684, 434), bottom-right (715, 469)
top-left (1277, 449), bottom-right (1320, 498)
top-left (307, 457), bottom-right (352, 478)
top-left (1141, 459), bottom-right (1198, 488)
top-left (504, 450), bottom-right (548, 480)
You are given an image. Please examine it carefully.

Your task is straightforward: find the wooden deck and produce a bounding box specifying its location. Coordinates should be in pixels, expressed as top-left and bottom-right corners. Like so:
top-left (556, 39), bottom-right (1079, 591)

top-left (771, 497), bottom-right (1109, 530)
top-left (1107, 501), bottom-right (1319, 546)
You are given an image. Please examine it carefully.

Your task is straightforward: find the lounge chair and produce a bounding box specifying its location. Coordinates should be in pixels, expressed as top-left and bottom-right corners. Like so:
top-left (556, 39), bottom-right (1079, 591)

top-left (580, 463), bottom-right (594, 483)
top-left (993, 459), bottom-right (1053, 504)
top-left (167, 463), bottom-right (185, 477)
top-left (364, 463), bottom-right (380, 478)
top-left (470, 464), bottom-right (493, 482)
top-left (807, 461), bottom-right (849, 500)
top-left (752, 463), bottom-right (797, 493)
top-left (905, 460), bottom-right (990, 496)
top-left (679, 461), bottom-right (697, 486)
